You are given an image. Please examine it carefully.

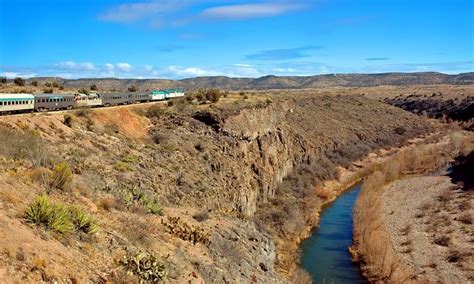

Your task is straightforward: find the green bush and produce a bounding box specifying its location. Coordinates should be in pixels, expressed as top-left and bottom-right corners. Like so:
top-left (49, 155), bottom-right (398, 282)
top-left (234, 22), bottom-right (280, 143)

top-left (25, 195), bottom-right (74, 234)
top-left (14, 77), bottom-right (25, 86)
top-left (68, 206), bottom-right (97, 234)
top-left (63, 114), bottom-right (73, 128)
top-left (51, 162), bottom-right (73, 190)
top-left (114, 161), bottom-right (132, 172)
top-left (25, 195), bottom-right (97, 235)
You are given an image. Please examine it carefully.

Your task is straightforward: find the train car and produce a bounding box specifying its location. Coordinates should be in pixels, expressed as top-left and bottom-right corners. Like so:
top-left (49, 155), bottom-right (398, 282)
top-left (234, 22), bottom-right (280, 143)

top-left (167, 88), bottom-right (185, 98)
top-left (151, 89), bottom-right (185, 101)
top-left (0, 93), bottom-right (35, 114)
top-left (101, 93), bottom-right (132, 106)
top-left (34, 94), bottom-right (75, 111)
top-left (151, 90), bottom-right (168, 101)
top-left (74, 93), bottom-right (102, 108)
top-left (131, 93), bottom-right (152, 103)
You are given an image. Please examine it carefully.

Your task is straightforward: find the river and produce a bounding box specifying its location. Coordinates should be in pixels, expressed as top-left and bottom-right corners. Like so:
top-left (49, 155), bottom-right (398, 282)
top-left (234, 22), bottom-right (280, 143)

top-left (300, 185), bottom-right (368, 283)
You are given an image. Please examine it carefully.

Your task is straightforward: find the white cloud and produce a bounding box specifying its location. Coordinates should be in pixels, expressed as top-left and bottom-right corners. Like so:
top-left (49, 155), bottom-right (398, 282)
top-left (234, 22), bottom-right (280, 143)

top-left (116, 63), bottom-right (132, 72)
top-left (98, 0), bottom-right (194, 23)
top-left (0, 71), bottom-right (37, 79)
top-left (105, 63), bottom-right (115, 71)
top-left (200, 3), bottom-right (305, 20)
top-left (56, 61), bottom-right (96, 71)
top-left (166, 66), bottom-right (220, 77)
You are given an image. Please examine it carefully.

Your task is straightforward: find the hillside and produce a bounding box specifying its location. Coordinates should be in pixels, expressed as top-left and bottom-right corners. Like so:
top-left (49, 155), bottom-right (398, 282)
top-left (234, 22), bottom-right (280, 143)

top-left (0, 92), bottom-right (435, 282)
top-left (8, 72), bottom-right (474, 93)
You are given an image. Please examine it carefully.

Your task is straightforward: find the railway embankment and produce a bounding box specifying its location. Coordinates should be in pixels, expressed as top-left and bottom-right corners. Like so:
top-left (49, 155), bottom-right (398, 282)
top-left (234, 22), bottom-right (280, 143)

top-left (351, 131), bottom-right (473, 282)
top-left (0, 93), bottom-right (440, 282)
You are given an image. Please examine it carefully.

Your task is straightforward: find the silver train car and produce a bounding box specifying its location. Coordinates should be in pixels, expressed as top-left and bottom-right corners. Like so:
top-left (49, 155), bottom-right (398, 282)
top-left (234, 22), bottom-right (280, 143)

top-left (0, 89), bottom-right (185, 114)
top-left (34, 94), bottom-right (75, 111)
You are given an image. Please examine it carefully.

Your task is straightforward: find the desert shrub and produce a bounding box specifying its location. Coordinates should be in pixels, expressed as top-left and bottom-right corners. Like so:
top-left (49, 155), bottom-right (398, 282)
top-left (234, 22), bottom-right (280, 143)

top-left (52, 82), bottom-right (59, 88)
top-left (0, 77), bottom-right (6, 84)
top-left (59, 85), bottom-right (64, 90)
top-left (0, 127), bottom-right (51, 167)
top-left (25, 195), bottom-right (97, 235)
top-left (128, 85), bottom-right (138, 92)
top-left (29, 167), bottom-right (53, 187)
top-left (194, 143), bottom-right (204, 152)
top-left (146, 105), bottom-right (165, 118)
top-left (394, 126), bottom-right (406, 135)
top-left (43, 88), bottom-right (53, 94)
top-left (192, 211), bottom-right (209, 222)
top-left (163, 216), bottom-right (211, 245)
top-left (107, 185), bottom-right (163, 215)
top-left (205, 89), bottom-right (221, 103)
top-left (63, 114), bottom-right (73, 128)
top-left (239, 91), bottom-right (245, 96)
top-left (50, 162), bottom-right (73, 190)
top-left (243, 94), bottom-right (248, 100)
top-left (114, 161), bottom-right (131, 172)
top-left (78, 88), bottom-right (89, 95)
top-left (140, 194), bottom-right (163, 215)
top-left (14, 77), bottom-right (25, 86)
top-left (25, 195), bottom-right (74, 234)
top-left (31, 80), bottom-right (38, 86)
top-left (195, 92), bottom-right (204, 102)
top-left (90, 84), bottom-right (98, 91)
top-left (150, 132), bottom-right (168, 144)
top-left (120, 248), bottom-right (168, 283)
top-left (96, 195), bottom-right (120, 211)
top-left (45, 82), bottom-right (52, 87)
top-left (68, 206), bottom-right (97, 234)
top-left (167, 100), bottom-right (174, 107)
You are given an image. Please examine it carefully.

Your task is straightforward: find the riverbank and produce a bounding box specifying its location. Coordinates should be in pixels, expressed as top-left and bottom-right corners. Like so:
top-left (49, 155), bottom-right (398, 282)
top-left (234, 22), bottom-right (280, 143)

top-left (278, 130), bottom-right (454, 280)
top-left (351, 130), bottom-right (473, 282)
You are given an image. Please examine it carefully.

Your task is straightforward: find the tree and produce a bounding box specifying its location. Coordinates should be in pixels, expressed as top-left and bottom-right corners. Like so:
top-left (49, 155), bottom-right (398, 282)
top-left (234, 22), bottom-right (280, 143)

top-left (31, 80), bottom-right (38, 86)
top-left (14, 77), bottom-right (25, 86)
top-left (128, 85), bottom-right (138, 92)
top-left (90, 84), bottom-right (98, 91)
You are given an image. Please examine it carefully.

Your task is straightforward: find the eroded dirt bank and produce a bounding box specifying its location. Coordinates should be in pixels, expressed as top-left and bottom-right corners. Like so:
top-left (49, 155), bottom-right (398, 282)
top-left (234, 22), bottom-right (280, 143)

top-left (352, 131), bottom-right (473, 283)
top-left (0, 93), bottom-right (435, 282)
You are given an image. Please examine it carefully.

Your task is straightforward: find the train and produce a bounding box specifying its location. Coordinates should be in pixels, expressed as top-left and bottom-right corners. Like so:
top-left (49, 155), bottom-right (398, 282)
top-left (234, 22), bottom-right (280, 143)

top-left (0, 88), bottom-right (185, 114)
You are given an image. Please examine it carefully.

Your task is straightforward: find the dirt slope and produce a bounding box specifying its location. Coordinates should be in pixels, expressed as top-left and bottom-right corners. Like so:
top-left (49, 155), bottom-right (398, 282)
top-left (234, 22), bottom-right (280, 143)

top-left (0, 93), bottom-right (433, 282)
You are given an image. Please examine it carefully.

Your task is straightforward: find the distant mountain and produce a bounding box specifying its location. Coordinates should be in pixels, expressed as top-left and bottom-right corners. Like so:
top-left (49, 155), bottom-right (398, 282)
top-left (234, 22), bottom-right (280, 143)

top-left (26, 72), bottom-right (474, 92)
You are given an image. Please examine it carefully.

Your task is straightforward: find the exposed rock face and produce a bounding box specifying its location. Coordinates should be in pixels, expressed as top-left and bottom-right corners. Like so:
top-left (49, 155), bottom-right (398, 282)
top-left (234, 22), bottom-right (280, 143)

top-left (149, 96), bottom-right (431, 219)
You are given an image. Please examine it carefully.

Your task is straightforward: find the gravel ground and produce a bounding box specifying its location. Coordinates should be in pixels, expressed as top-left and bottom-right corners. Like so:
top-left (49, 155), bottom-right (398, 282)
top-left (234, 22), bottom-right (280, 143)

top-left (382, 175), bottom-right (473, 283)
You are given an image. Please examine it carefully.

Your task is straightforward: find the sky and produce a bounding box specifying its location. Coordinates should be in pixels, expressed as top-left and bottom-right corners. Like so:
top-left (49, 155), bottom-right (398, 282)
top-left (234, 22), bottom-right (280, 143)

top-left (0, 0), bottom-right (473, 79)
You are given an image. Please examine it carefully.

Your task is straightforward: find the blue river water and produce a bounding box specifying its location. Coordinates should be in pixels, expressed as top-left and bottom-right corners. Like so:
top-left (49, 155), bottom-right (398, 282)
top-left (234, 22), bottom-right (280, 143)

top-left (300, 185), bottom-right (368, 283)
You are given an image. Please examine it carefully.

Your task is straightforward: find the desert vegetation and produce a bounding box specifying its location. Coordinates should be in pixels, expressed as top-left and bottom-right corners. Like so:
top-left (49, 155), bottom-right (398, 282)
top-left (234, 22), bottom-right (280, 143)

top-left (0, 88), bottom-right (467, 282)
top-left (352, 130), bottom-right (473, 282)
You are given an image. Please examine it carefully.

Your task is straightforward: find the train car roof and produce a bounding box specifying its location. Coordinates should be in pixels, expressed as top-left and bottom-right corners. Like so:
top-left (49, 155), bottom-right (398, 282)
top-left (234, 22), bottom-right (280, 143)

top-left (0, 93), bottom-right (35, 99)
top-left (34, 94), bottom-right (75, 98)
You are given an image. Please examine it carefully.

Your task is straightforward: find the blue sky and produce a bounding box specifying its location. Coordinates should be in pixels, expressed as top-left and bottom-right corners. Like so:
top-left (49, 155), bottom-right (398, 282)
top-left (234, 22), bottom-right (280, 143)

top-left (0, 0), bottom-right (473, 79)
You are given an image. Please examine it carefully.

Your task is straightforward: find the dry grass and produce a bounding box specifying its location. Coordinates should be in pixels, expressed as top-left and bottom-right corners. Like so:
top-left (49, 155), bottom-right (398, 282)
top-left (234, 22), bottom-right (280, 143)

top-left (352, 131), bottom-right (472, 282)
